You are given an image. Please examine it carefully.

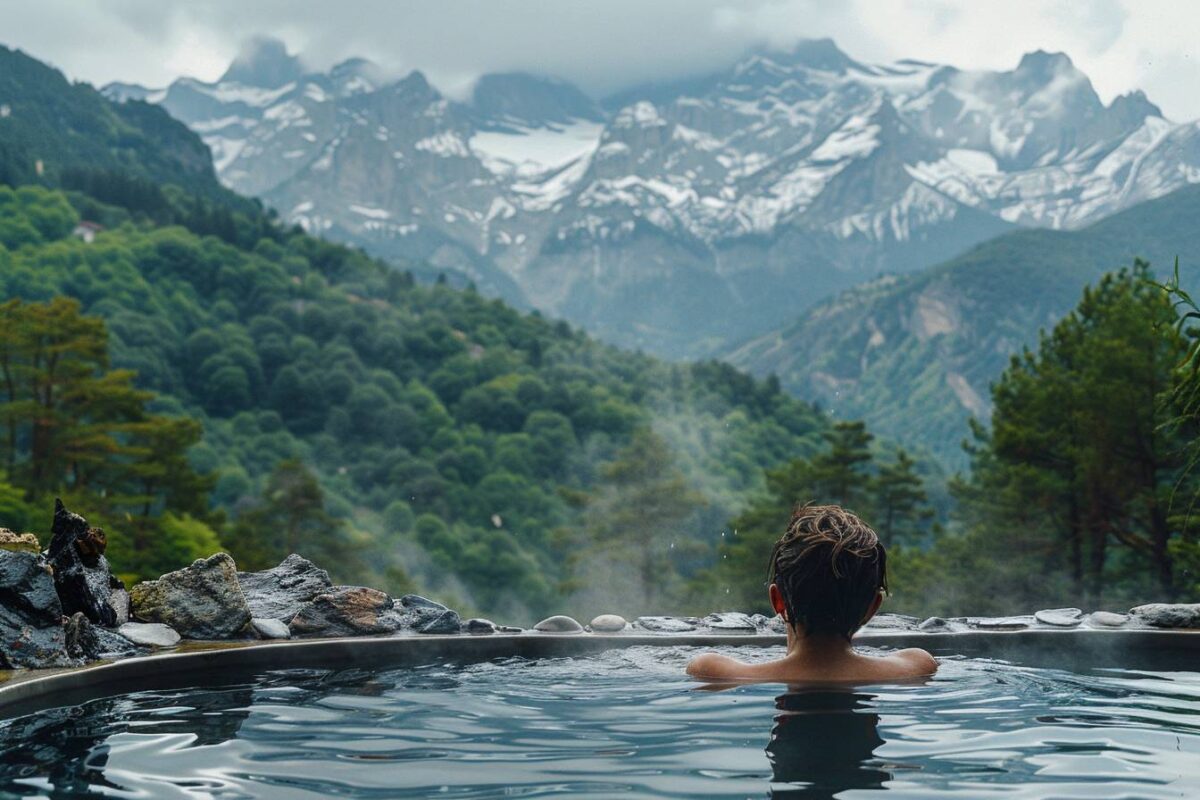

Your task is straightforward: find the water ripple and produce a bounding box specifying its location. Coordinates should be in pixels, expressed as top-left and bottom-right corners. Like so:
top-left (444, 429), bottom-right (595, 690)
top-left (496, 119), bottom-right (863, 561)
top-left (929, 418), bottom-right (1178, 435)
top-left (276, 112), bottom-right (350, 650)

top-left (0, 645), bottom-right (1197, 798)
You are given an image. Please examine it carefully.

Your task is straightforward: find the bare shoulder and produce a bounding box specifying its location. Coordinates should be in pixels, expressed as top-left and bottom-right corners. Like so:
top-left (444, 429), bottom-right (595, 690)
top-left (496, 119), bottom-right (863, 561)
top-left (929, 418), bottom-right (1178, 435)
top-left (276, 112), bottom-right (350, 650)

top-left (686, 651), bottom-right (744, 679)
top-left (890, 647), bottom-right (938, 676)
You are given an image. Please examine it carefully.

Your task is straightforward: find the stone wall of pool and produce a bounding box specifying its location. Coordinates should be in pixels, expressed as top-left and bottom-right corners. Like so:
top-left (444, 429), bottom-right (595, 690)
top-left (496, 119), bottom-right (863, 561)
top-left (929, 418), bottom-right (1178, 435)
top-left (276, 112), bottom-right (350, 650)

top-left (2, 501), bottom-right (1199, 719)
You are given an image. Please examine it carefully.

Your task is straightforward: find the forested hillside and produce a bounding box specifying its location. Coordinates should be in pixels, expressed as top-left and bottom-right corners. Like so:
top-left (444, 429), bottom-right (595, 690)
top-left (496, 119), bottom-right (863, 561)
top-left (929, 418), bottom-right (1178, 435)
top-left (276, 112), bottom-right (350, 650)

top-left (0, 184), bottom-right (830, 621)
top-left (729, 184), bottom-right (1200, 465)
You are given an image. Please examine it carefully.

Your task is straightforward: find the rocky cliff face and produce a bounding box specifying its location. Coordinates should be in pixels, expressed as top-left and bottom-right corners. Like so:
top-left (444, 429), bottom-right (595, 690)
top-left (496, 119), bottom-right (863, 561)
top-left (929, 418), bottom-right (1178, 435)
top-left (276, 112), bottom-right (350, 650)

top-left (105, 38), bottom-right (1200, 357)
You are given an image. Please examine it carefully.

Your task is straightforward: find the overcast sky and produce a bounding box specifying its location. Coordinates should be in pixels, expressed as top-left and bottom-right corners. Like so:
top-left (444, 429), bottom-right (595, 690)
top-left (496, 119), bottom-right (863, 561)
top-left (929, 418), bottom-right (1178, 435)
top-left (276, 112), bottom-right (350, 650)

top-left (2, 0), bottom-right (1198, 119)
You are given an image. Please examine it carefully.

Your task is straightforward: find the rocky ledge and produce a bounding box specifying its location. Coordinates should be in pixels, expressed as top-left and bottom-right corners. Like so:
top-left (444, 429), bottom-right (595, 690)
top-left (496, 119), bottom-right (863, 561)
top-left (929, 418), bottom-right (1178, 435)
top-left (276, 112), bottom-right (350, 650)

top-left (2, 502), bottom-right (1199, 673)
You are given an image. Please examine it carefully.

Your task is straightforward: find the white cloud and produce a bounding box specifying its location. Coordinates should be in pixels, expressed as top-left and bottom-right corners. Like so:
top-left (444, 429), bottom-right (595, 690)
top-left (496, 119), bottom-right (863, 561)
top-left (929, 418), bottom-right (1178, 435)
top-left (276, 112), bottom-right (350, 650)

top-left (1, 0), bottom-right (1198, 119)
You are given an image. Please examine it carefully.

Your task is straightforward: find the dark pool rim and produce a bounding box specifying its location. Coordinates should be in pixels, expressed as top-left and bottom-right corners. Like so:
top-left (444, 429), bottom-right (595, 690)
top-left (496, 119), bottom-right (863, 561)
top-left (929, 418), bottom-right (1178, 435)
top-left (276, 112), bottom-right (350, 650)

top-left (1, 627), bottom-right (1197, 720)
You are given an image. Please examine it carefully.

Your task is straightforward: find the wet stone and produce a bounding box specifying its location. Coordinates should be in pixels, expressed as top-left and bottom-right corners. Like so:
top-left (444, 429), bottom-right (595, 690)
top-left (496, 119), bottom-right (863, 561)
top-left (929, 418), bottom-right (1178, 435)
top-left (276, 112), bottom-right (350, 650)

top-left (1086, 611), bottom-right (1129, 628)
top-left (918, 616), bottom-right (951, 631)
top-left (971, 616), bottom-right (1034, 630)
top-left (108, 588), bottom-right (131, 627)
top-left (1035, 608), bottom-right (1083, 627)
top-left (64, 612), bottom-right (101, 661)
top-left (238, 554), bottom-right (332, 623)
top-left (118, 622), bottom-right (181, 648)
top-left (589, 614), bottom-right (627, 633)
top-left (634, 616), bottom-right (696, 633)
top-left (1129, 603), bottom-right (1200, 629)
top-left (463, 618), bottom-right (497, 634)
top-left (0, 550), bottom-right (73, 669)
top-left (46, 500), bottom-right (121, 628)
top-left (251, 618), bottom-right (291, 639)
top-left (416, 609), bottom-right (462, 634)
top-left (704, 612), bottom-right (757, 632)
top-left (398, 594), bottom-right (446, 610)
top-left (534, 615), bottom-right (584, 633)
top-left (130, 553), bottom-right (251, 639)
top-left (94, 627), bottom-right (144, 659)
top-left (289, 586), bottom-right (405, 638)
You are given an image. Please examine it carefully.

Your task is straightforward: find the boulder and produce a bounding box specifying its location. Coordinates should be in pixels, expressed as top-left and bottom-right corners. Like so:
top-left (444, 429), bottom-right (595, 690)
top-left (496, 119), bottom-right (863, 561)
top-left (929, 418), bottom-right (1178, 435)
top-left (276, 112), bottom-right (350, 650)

top-left (251, 618), bottom-right (291, 640)
top-left (45, 500), bottom-right (122, 627)
top-left (534, 615), bottom-right (584, 633)
top-left (0, 550), bottom-right (73, 669)
top-left (463, 618), bottom-right (497, 634)
top-left (589, 614), bottom-right (627, 633)
top-left (416, 609), bottom-right (462, 634)
top-left (64, 612), bottom-right (101, 661)
top-left (288, 586), bottom-right (405, 637)
top-left (394, 594), bottom-right (461, 634)
top-left (0, 529), bottom-right (40, 554)
top-left (918, 616), bottom-right (951, 631)
top-left (238, 554), bottom-right (332, 622)
top-left (109, 588), bottom-right (131, 627)
top-left (94, 627), bottom-right (144, 659)
top-left (634, 615), bottom-right (697, 633)
top-left (1035, 608), bottom-right (1084, 627)
top-left (130, 553), bottom-right (251, 639)
top-left (118, 622), bottom-right (180, 648)
top-left (704, 612), bottom-right (757, 632)
top-left (1129, 603), bottom-right (1200, 629)
top-left (751, 614), bottom-right (787, 634)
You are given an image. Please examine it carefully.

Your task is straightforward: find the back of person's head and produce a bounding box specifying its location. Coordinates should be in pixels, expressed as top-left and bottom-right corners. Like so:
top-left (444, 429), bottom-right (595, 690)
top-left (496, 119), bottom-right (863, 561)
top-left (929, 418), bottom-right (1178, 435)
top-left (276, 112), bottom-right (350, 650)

top-left (769, 504), bottom-right (888, 639)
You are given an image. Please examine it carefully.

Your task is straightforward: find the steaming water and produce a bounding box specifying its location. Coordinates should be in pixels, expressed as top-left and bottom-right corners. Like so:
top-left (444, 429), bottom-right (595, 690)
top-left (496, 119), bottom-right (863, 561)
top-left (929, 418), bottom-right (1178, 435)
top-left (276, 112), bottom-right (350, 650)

top-left (1, 645), bottom-right (1198, 798)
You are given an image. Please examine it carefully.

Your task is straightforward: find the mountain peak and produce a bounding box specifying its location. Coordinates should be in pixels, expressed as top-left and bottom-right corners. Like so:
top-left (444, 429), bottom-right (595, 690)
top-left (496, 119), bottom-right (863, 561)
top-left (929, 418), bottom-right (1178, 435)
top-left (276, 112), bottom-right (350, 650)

top-left (472, 72), bottom-right (601, 128)
top-left (1016, 49), bottom-right (1076, 76)
top-left (220, 36), bottom-right (305, 88)
top-left (780, 37), bottom-right (859, 73)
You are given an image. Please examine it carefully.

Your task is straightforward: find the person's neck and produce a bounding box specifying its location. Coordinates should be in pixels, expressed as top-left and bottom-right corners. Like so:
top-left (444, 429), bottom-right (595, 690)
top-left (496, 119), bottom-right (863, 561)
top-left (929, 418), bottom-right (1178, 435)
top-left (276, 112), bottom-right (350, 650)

top-left (784, 625), bottom-right (855, 660)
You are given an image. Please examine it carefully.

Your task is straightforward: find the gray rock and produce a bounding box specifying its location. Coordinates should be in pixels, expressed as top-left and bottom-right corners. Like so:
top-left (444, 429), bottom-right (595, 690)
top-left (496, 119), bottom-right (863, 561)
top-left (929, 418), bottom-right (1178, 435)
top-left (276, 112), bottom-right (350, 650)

top-left (704, 612), bottom-right (757, 632)
top-left (46, 500), bottom-right (122, 627)
top-left (496, 625), bottom-right (524, 633)
top-left (863, 613), bottom-right (921, 630)
top-left (634, 615), bottom-right (696, 633)
top-left (288, 586), bottom-right (405, 637)
top-left (534, 615), bottom-right (584, 633)
top-left (918, 616), bottom-right (951, 631)
top-left (251, 618), bottom-right (291, 639)
top-left (131, 553), bottom-right (251, 639)
top-left (971, 616), bottom-right (1034, 630)
top-left (1087, 611), bottom-right (1130, 628)
top-left (238, 554), bottom-right (332, 622)
top-left (416, 609), bottom-right (462, 634)
top-left (463, 618), bottom-right (497, 634)
top-left (109, 588), bottom-right (131, 627)
top-left (64, 612), bottom-right (101, 661)
top-left (118, 622), bottom-right (181, 648)
top-left (0, 550), bottom-right (73, 669)
top-left (94, 627), bottom-right (145, 659)
top-left (589, 614), bottom-right (627, 633)
top-left (1129, 603), bottom-right (1200, 629)
top-left (1035, 608), bottom-right (1084, 627)
top-left (398, 594), bottom-right (447, 611)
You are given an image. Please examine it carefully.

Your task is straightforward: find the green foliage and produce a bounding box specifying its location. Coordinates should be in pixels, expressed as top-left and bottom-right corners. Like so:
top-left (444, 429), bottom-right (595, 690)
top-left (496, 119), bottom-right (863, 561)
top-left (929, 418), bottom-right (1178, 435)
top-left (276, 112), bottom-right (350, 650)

top-left (897, 264), bottom-right (1199, 614)
top-left (709, 421), bottom-right (937, 615)
top-left (0, 185), bottom-right (828, 620)
top-left (0, 295), bottom-right (216, 579)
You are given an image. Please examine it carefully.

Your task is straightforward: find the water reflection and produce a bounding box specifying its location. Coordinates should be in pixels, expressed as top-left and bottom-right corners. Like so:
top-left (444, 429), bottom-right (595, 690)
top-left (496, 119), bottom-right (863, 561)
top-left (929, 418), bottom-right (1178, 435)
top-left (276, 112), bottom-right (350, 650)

top-left (768, 689), bottom-right (889, 798)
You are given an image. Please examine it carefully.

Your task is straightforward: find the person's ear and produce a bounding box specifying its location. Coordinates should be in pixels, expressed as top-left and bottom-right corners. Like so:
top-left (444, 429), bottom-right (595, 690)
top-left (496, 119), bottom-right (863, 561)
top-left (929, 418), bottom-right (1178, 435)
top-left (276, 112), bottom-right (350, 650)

top-left (768, 583), bottom-right (787, 619)
top-left (861, 590), bottom-right (884, 625)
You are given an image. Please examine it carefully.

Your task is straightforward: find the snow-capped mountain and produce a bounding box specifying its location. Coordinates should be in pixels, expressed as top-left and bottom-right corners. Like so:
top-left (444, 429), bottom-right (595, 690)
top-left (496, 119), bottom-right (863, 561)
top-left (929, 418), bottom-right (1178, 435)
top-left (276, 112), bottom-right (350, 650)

top-left (105, 38), bottom-right (1200, 357)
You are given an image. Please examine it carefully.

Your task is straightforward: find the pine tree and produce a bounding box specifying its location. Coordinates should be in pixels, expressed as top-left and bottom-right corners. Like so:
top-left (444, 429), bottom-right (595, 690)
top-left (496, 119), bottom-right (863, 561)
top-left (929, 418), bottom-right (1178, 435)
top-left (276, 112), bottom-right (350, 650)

top-left (872, 449), bottom-right (933, 548)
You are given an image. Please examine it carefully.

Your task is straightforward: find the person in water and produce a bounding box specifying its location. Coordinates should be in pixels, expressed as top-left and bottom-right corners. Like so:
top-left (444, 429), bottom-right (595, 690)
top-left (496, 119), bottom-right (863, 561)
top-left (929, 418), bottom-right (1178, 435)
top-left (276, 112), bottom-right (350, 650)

top-left (687, 504), bottom-right (937, 683)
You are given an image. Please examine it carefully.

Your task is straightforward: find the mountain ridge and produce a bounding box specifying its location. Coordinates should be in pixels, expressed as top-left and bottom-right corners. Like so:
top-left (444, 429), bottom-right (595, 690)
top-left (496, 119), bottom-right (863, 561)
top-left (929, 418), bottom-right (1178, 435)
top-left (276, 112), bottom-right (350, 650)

top-left (104, 36), bottom-right (1200, 357)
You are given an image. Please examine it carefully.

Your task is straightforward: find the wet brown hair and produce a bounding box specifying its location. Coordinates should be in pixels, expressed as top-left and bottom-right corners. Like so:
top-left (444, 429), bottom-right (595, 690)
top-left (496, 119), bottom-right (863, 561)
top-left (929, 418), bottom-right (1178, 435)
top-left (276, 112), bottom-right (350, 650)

top-left (768, 504), bottom-right (888, 639)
